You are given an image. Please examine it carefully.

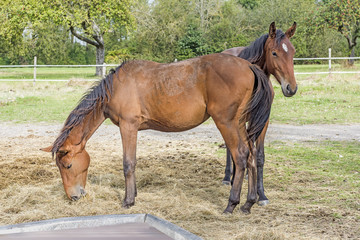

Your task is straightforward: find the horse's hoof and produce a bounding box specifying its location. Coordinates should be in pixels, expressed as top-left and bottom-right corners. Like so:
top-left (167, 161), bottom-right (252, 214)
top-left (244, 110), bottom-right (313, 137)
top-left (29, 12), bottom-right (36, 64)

top-left (222, 180), bottom-right (231, 185)
top-left (257, 200), bottom-right (269, 206)
top-left (223, 209), bottom-right (233, 214)
top-left (122, 201), bottom-right (134, 209)
top-left (240, 206), bottom-right (251, 215)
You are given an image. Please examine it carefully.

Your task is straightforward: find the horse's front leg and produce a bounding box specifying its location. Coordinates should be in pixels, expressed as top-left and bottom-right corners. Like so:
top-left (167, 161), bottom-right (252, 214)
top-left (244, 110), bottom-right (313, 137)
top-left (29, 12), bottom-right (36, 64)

top-left (256, 120), bottom-right (269, 206)
top-left (119, 121), bottom-right (139, 208)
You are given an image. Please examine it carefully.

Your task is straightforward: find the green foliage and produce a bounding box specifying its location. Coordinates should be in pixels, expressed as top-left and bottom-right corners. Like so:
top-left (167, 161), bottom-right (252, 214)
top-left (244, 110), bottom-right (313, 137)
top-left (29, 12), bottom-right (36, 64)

top-left (105, 49), bottom-right (132, 63)
top-left (237, 0), bottom-right (259, 9)
top-left (312, 0), bottom-right (360, 61)
top-left (175, 25), bottom-right (209, 60)
top-left (316, 0), bottom-right (360, 41)
top-left (0, 0), bottom-right (359, 64)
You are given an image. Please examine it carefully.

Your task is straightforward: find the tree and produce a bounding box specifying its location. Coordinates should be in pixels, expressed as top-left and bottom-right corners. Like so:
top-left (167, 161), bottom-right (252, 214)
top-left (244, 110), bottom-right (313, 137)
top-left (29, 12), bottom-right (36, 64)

top-left (175, 24), bottom-right (209, 61)
top-left (0, 0), bottom-right (134, 75)
top-left (315, 0), bottom-right (360, 65)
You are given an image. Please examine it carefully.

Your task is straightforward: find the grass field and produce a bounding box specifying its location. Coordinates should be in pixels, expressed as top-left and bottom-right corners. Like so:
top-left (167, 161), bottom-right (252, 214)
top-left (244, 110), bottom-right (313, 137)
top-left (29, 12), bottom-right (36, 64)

top-left (1, 65), bottom-right (360, 124)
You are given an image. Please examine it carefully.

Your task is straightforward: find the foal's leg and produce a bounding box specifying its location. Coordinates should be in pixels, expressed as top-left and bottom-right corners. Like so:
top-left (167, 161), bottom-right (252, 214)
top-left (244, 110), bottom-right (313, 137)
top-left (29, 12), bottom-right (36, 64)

top-left (256, 120), bottom-right (270, 206)
top-left (119, 121), bottom-right (138, 208)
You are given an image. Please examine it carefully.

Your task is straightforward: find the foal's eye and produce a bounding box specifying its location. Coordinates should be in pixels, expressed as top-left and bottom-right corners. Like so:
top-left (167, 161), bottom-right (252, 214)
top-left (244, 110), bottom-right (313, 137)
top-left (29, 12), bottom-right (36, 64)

top-left (272, 51), bottom-right (277, 57)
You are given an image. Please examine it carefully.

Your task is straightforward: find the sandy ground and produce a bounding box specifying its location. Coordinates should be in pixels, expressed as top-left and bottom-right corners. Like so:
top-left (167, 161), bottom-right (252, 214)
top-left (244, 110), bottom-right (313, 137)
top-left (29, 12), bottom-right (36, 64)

top-left (1, 122), bottom-right (360, 143)
top-left (0, 122), bottom-right (359, 240)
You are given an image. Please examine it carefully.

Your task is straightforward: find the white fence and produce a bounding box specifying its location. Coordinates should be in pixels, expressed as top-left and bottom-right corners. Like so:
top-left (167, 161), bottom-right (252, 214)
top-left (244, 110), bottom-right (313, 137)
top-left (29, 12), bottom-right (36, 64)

top-left (294, 48), bottom-right (360, 75)
top-left (0, 48), bottom-right (359, 84)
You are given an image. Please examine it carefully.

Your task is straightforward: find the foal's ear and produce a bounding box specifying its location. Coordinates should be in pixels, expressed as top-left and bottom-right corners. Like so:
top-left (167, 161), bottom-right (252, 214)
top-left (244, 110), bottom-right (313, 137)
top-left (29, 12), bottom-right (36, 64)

top-left (285, 22), bottom-right (297, 39)
top-left (40, 145), bottom-right (53, 152)
top-left (269, 22), bottom-right (276, 39)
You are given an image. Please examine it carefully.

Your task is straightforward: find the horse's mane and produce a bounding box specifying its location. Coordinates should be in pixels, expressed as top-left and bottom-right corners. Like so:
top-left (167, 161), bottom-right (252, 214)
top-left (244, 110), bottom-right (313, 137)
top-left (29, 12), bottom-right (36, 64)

top-left (51, 62), bottom-right (125, 155)
top-left (238, 29), bottom-right (286, 64)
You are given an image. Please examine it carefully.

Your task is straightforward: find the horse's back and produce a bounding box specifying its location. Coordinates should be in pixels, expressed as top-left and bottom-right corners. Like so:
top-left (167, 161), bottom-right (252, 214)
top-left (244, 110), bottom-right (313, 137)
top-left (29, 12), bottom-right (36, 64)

top-left (222, 47), bottom-right (245, 57)
top-left (108, 54), bottom-right (255, 132)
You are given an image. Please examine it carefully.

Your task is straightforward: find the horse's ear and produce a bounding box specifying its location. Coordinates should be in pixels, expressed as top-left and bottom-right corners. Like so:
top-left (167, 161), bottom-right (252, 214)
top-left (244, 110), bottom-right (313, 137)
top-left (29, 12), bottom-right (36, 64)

top-left (269, 22), bottom-right (276, 39)
top-left (40, 145), bottom-right (53, 152)
top-left (285, 22), bottom-right (297, 39)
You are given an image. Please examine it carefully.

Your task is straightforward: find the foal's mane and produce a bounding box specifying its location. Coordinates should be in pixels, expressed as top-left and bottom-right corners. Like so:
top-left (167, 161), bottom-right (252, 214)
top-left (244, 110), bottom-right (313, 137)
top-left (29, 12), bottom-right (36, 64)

top-left (51, 63), bottom-right (125, 155)
top-left (238, 29), bottom-right (286, 64)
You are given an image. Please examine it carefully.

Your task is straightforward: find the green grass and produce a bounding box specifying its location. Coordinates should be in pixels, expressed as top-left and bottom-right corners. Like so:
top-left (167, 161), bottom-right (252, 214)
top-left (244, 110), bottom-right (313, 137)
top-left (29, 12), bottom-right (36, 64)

top-left (0, 67), bottom-right (99, 80)
top-left (294, 62), bottom-right (360, 73)
top-left (0, 66), bottom-right (360, 124)
top-left (0, 82), bottom-right (86, 123)
top-left (270, 73), bottom-right (360, 124)
top-left (264, 140), bottom-right (360, 209)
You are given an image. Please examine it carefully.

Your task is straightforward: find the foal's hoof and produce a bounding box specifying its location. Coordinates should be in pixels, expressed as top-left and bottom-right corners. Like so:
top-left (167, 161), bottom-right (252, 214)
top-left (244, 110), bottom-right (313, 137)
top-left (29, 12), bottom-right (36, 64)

top-left (257, 200), bottom-right (269, 206)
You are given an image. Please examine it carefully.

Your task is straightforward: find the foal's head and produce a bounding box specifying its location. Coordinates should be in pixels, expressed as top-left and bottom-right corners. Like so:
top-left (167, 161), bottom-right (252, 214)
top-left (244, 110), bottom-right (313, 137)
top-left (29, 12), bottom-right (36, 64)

top-left (41, 138), bottom-right (90, 201)
top-left (265, 22), bottom-right (297, 97)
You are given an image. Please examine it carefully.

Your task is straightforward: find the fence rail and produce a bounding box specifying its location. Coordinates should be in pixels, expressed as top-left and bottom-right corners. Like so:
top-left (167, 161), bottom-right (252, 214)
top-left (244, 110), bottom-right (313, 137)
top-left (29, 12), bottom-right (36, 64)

top-left (1, 49), bottom-right (359, 83)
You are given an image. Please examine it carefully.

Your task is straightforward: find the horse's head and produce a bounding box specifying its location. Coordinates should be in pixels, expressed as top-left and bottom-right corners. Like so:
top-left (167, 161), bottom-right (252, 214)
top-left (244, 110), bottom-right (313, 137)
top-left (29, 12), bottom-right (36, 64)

top-left (265, 22), bottom-right (297, 97)
top-left (41, 140), bottom-right (89, 201)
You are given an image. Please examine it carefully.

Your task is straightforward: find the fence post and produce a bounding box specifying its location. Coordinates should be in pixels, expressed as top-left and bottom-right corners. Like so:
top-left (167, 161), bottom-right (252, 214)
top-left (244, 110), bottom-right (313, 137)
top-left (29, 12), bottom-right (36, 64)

top-left (328, 48), bottom-right (331, 76)
top-left (102, 63), bottom-right (106, 78)
top-left (33, 56), bottom-right (37, 86)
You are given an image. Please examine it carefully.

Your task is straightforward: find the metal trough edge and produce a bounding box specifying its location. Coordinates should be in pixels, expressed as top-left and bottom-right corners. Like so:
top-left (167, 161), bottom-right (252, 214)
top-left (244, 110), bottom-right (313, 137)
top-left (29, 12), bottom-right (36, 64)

top-left (0, 214), bottom-right (202, 240)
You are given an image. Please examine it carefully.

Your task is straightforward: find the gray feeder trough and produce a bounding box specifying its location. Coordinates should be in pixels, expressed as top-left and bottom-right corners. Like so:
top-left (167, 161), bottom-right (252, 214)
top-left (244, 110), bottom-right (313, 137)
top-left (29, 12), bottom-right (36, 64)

top-left (0, 214), bottom-right (202, 240)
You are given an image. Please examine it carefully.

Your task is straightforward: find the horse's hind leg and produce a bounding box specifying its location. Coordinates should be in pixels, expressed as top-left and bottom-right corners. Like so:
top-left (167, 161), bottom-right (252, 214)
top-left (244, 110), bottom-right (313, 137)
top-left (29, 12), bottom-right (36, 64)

top-left (214, 120), bottom-right (248, 214)
top-left (256, 120), bottom-right (270, 206)
top-left (119, 121), bottom-right (139, 208)
top-left (240, 141), bottom-right (257, 214)
top-left (222, 148), bottom-right (232, 185)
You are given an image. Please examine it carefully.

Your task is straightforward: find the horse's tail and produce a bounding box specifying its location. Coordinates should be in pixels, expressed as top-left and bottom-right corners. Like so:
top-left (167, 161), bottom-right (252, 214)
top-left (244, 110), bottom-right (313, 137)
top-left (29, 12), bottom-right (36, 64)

top-left (243, 64), bottom-right (273, 142)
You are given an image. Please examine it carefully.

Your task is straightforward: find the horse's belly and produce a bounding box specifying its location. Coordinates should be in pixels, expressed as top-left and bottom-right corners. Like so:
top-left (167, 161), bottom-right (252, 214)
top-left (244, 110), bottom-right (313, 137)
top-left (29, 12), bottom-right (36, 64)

top-left (140, 99), bottom-right (209, 132)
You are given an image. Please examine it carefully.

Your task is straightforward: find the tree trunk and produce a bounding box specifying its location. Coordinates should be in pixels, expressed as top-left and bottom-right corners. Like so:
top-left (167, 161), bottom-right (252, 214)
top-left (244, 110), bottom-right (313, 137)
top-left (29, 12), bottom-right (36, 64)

top-left (96, 45), bottom-right (105, 77)
top-left (348, 47), bottom-right (355, 66)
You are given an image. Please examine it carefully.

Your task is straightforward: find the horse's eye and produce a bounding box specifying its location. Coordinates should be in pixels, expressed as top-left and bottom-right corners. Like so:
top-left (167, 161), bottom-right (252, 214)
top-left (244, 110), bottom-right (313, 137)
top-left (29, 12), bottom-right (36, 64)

top-left (272, 51), bottom-right (277, 57)
top-left (58, 150), bottom-right (68, 157)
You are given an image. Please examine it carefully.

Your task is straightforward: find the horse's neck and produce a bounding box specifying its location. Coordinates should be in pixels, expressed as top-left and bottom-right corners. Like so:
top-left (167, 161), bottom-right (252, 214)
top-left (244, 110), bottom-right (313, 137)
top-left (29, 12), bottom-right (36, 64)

top-left (67, 111), bottom-right (106, 149)
top-left (254, 55), bottom-right (269, 76)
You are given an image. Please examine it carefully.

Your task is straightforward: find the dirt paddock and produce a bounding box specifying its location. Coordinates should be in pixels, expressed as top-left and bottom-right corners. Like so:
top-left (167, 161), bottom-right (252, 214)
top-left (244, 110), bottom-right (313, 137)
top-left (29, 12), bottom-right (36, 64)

top-left (0, 122), bottom-right (359, 239)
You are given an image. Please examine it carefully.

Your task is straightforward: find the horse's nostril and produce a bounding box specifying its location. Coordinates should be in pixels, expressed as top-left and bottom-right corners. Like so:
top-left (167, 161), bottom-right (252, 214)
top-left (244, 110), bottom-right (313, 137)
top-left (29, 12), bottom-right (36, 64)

top-left (286, 84), bottom-right (297, 95)
top-left (286, 84), bottom-right (291, 92)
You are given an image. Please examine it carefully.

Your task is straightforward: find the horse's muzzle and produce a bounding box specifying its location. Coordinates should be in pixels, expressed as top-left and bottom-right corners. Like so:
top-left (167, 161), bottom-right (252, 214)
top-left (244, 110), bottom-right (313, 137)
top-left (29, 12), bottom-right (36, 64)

top-left (282, 84), bottom-right (297, 97)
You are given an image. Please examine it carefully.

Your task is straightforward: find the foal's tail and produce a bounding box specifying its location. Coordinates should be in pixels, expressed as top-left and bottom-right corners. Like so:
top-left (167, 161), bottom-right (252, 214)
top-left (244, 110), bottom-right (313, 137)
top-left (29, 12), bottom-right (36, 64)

top-left (244, 64), bottom-right (273, 142)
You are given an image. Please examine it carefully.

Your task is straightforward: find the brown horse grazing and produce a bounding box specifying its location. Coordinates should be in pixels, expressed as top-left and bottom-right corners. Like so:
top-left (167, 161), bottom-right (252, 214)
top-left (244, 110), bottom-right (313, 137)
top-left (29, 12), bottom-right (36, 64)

top-left (41, 53), bottom-right (273, 214)
top-left (221, 22), bottom-right (297, 206)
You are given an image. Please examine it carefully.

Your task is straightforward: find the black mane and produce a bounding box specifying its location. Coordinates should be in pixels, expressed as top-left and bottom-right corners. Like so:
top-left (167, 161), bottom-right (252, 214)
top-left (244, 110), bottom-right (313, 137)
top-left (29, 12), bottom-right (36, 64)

top-left (238, 29), bottom-right (286, 64)
top-left (51, 63), bottom-right (124, 155)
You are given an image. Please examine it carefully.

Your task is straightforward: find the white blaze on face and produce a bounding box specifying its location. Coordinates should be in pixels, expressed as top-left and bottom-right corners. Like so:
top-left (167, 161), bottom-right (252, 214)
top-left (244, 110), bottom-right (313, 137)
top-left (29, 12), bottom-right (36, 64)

top-left (282, 43), bottom-right (288, 53)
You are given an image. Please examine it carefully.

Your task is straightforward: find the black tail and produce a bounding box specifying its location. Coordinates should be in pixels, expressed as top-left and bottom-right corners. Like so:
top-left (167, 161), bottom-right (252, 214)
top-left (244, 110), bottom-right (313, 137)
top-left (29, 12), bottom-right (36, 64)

top-left (243, 64), bottom-right (273, 142)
